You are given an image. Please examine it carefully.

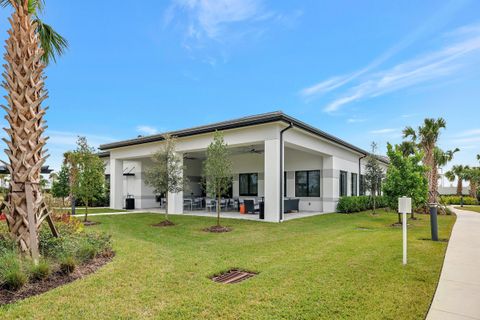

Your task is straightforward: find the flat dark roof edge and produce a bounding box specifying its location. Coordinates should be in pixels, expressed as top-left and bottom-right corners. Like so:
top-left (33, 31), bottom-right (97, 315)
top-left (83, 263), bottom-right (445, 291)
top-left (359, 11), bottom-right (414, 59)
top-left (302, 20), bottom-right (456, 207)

top-left (99, 111), bottom-right (389, 164)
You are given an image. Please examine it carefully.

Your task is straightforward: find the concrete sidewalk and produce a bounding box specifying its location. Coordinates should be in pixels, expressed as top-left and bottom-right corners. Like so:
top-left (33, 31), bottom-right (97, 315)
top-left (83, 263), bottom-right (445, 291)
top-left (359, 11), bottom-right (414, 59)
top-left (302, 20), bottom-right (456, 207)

top-left (427, 206), bottom-right (480, 320)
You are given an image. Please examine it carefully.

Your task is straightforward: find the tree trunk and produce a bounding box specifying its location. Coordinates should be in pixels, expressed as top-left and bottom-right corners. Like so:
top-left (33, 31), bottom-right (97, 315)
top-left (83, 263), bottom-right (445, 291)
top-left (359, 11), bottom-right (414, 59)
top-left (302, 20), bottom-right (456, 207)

top-left (2, 2), bottom-right (52, 256)
top-left (372, 195), bottom-right (376, 214)
top-left (62, 197), bottom-right (66, 214)
top-left (164, 197), bottom-right (169, 221)
top-left (84, 201), bottom-right (88, 222)
top-left (424, 148), bottom-right (437, 204)
top-left (217, 194), bottom-right (221, 226)
top-left (470, 180), bottom-right (478, 199)
top-left (456, 179), bottom-right (463, 196)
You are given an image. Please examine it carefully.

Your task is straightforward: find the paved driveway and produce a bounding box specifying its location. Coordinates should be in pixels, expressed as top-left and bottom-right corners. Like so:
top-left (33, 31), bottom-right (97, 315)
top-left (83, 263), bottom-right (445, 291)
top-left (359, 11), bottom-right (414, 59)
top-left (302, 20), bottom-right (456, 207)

top-left (427, 206), bottom-right (480, 319)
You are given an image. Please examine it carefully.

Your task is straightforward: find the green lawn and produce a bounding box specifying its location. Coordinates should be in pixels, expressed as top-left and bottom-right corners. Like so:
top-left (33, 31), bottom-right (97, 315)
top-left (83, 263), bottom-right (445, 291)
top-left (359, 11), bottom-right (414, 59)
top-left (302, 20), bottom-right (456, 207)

top-left (454, 205), bottom-right (480, 213)
top-left (0, 211), bottom-right (455, 319)
top-left (54, 207), bottom-right (127, 214)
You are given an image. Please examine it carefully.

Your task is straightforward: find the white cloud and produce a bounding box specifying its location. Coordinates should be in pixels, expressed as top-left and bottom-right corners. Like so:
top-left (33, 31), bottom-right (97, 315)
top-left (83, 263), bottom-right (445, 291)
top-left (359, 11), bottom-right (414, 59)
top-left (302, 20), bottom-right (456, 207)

top-left (322, 26), bottom-right (480, 112)
top-left (456, 128), bottom-right (480, 137)
top-left (300, 22), bottom-right (480, 113)
top-left (300, 2), bottom-right (471, 100)
top-left (370, 128), bottom-right (399, 134)
top-left (0, 130), bottom-right (116, 171)
top-left (346, 118), bottom-right (366, 123)
top-left (166, 0), bottom-right (267, 40)
top-left (136, 125), bottom-right (159, 135)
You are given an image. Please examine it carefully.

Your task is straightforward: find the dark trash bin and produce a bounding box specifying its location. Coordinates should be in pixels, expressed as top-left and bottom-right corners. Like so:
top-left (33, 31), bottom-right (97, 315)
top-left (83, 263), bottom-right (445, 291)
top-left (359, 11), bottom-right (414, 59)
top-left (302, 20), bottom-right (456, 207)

top-left (259, 202), bottom-right (265, 220)
top-left (125, 197), bottom-right (135, 210)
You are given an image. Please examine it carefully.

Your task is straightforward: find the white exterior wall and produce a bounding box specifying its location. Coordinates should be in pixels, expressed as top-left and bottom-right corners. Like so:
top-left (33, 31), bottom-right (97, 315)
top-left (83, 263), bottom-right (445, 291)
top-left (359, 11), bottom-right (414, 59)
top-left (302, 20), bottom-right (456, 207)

top-left (283, 128), bottom-right (364, 212)
top-left (105, 121), bottom-right (388, 220)
top-left (284, 148), bottom-right (323, 212)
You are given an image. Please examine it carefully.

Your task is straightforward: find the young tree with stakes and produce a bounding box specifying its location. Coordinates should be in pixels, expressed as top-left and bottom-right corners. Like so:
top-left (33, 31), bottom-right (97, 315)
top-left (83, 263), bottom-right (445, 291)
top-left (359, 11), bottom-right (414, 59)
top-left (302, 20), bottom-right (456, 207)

top-left (69, 137), bottom-right (105, 223)
top-left (203, 131), bottom-right (233, 229)
top-left (144, 135), bottom-right (185, 226)
top-left (1, 0), bottom-right (67, 260)
top-left (363, 142), bottom-right (384, 214)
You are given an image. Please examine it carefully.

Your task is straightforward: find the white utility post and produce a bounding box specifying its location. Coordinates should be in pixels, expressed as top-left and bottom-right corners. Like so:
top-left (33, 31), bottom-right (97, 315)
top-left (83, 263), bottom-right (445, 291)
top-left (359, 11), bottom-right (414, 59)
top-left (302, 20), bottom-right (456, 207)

top-left (398, 197), bottom-right (412, 265)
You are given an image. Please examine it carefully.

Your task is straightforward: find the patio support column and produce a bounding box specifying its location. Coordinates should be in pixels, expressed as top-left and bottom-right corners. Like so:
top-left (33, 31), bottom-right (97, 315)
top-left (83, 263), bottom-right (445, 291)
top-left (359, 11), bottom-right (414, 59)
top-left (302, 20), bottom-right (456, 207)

top-left (264, 139), bottom-right (281, 222)
top-left (322, 156), bottom-right (337, 212)
top-left (110, 158), bottom-right (124, 210)
top-left (167, 152), bottom-right (184, 214)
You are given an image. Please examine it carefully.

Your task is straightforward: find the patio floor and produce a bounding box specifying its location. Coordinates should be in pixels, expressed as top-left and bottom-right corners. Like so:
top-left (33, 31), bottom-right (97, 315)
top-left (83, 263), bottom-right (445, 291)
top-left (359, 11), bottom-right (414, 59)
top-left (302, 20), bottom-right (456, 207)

top-left (130, 208), bottom-right (328, 222)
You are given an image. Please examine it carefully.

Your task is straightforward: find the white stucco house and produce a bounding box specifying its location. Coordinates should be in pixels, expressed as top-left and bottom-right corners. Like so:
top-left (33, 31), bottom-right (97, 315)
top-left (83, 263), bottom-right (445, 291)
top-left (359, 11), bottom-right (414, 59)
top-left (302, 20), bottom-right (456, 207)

top-left (99, 111), bottom-right (388, 222)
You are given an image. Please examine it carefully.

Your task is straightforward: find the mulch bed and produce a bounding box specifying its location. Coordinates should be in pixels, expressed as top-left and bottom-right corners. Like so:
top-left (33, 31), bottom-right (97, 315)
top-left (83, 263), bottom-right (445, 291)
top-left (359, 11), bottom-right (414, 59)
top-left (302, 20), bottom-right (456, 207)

top-left (203, 225), bottom-right (232, 233)
top-left (152, 220), bottom-right (176, 227)
top-left (83, 221), bottom-right (101, 226)
top-left (0, 250), bottom-right (115, 306)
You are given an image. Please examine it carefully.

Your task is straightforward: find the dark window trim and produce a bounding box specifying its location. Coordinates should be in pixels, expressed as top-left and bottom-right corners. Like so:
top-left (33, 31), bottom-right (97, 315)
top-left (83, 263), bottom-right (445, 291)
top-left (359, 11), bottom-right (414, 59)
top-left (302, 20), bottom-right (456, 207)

top-left (340, 170), bottom-right (348, 197)
top-left (295, 170), bottom-right (321, 197)
top-left (351, 173), bottom-right (358, 196)
top-left (239, 173), bottom-right (258, 196)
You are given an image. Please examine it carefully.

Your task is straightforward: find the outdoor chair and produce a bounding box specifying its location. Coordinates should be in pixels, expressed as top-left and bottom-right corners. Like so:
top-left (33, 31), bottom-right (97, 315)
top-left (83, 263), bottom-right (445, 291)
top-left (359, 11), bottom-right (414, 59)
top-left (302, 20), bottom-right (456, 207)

top-left (244, 200), bottom-right (257, 214)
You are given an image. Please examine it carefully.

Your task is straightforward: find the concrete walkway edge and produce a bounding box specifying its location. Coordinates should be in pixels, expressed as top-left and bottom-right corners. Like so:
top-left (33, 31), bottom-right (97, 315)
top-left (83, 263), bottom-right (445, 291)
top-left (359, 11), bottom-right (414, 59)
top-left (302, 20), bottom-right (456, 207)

top-left (426, 206), bottom-right (480, 320)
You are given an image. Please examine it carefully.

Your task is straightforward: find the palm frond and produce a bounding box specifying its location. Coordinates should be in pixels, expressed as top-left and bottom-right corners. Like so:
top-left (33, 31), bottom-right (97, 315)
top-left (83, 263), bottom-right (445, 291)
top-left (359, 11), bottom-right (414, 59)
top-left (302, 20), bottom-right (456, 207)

top-left (34, 17), bottom-right (68, 65)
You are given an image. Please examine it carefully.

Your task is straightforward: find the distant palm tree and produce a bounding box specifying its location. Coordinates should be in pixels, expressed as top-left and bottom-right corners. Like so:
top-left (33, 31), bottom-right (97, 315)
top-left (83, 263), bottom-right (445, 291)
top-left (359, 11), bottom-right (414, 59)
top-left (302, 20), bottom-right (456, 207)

top-left (464, 167), bottom-right (480, 199)
top-left (403, 118), bottom-right (447, 205)
top-left (445, 165), bottom-right (468, 196)
top-left (1, 0), bottom-right (67, 259)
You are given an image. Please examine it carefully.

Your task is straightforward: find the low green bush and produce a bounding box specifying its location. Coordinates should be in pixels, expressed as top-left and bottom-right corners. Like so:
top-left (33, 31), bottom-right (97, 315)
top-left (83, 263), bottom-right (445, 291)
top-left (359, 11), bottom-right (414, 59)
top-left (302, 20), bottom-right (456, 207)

top-left (28, 259), bottom-right (51, 281)
top-left (440, 196), bottom-right (478, 205)
top-left (76, 242), bottom-right (98, 263)
top-left (60, 255), bottom-right (77, 274)
top-left (337, 196), bottom-right (387, 213)
top-left (0, 252), bottom-right (28, 290)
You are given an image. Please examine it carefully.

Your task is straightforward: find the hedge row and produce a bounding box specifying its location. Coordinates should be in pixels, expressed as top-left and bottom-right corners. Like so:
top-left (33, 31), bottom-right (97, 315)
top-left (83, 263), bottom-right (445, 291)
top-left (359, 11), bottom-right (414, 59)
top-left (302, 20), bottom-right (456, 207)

top-left (440, 195), bottom-right (478, 205)
top-left (336, 196), bottom-right (387, 213)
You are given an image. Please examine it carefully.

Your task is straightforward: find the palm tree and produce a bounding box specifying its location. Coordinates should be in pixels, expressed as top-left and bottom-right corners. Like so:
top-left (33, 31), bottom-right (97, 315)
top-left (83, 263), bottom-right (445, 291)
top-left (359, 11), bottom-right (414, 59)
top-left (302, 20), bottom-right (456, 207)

top-left (1, 0), bottom-right (67, 260)
top-left (403, 118), bottom-right (447, 205)
top-left (445, 165), bottom-right (468, 196)
top-left (464, 167), bottom-right (480, 199)
top-left (403, 118), bottom-right (447, 241)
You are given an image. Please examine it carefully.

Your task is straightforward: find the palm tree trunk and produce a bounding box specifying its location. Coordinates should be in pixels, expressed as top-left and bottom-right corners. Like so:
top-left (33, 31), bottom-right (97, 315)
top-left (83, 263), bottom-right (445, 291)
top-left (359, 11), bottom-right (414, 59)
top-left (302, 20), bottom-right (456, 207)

top-left (470, 180), bottom-right (477, 198)
top-left (457, 179), bottom-right (463, 196)
top-left (1, 2), bottom-right (50, 256)
top-left (425, 148), bottom-right (437, 204)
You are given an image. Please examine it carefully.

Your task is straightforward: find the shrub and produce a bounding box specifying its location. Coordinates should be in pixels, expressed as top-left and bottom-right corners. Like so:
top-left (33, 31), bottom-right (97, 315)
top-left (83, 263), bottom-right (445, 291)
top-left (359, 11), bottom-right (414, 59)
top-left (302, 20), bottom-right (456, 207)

top-left (28, 260), bottom-right (51, 281)
top-left (60, 255), bottom-right (77, 274)
top-left (76, 242), bottom-right (98, 263)
top-left (0, 233), bottom-right (16, 256)
top-left (336, 196), bottom-right (387, 213)
top-left (0, 252), bottom-right (28, 290)
top-left (440, 196), bottom-right (478, 205)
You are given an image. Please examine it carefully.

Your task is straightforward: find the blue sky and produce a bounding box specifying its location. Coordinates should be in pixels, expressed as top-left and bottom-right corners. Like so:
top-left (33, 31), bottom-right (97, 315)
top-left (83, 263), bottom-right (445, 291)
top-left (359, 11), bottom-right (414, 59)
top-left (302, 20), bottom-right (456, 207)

top-left (1, 0), bottom-right (479, 173)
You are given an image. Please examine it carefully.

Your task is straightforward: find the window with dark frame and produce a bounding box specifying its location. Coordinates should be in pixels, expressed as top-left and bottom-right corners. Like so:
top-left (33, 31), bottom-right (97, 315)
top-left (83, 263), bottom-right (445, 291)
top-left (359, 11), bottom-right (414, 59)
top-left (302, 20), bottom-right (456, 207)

top-left (284, 171), bottom-right (287, 197)
top-left (359, 174), bottom-right (366, 196)
top-left (351, 173), bottom-right (358, 196)
top-left (295, 170), bottom-right (320, 197)
top-left (339, 170), bottom-right (348, 196)
top-left (239, 173), bottom-right (258, 196)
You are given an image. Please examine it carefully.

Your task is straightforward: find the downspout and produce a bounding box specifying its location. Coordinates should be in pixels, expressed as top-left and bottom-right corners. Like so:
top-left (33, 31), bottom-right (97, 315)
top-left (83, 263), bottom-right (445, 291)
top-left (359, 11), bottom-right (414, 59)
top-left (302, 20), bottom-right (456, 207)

top-left (358, 154), bottom-right (367, 195)
top-left (279, 122), bottom-right (294, 222)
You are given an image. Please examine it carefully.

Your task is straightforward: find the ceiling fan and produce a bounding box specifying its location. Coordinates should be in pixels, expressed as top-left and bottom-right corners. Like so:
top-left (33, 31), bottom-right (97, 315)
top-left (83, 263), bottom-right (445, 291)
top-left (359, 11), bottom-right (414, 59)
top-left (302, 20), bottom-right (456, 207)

top-left (247, 146), bottom-right (263, 154)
